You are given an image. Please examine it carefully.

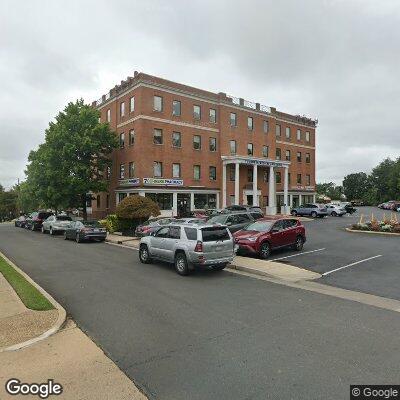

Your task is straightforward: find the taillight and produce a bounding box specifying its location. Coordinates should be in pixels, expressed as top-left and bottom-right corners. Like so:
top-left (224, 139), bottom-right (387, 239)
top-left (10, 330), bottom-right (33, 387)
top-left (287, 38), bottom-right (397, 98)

top-left (194, 241), bottom-right (203, 252)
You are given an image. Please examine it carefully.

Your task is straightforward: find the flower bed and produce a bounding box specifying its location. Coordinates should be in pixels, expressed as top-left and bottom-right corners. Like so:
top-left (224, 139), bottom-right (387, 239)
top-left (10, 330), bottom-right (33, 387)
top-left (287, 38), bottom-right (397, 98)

top-left (349, 213), bottom-right (400, 234)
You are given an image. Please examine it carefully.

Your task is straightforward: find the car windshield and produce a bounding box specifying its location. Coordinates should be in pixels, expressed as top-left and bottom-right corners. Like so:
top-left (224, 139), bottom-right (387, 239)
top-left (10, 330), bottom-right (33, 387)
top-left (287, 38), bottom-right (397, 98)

top-left (56, 216), bottom-right (72, 221)
top-left (242, 221), bottom-right (274, 232)
top-left (201, 227), bottom-right (230, 242)
top-left (207, 215), bottom-right (227, 224)
top-left (84, 221), bottom-right (101, 227)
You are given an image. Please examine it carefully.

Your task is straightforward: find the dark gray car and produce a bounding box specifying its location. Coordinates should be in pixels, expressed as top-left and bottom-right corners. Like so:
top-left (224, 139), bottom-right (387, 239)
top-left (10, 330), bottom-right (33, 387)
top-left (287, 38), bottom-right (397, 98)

top-left (207, 211), bottom-right (263, 233)
top-left (64, 220), bottom-right (107, 243)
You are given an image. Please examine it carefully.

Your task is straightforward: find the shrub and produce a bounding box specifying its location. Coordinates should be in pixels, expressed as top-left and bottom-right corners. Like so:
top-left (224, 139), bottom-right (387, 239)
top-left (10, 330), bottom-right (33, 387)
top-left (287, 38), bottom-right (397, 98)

top-left (99, 214), bottom-right (119, 233)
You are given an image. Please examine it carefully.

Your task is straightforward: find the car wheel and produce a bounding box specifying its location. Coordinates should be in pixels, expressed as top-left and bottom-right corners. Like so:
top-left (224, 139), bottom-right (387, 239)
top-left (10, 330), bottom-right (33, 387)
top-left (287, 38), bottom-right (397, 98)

top-left (259, 242), bottom-right (271, 259)
top-left (293, 235), bottom-right (304, 251)
top-left (174, 252), bottom-right (189, 276)
top-left (311, 211), bottom-right (317, 218)
top-left (76, 234), bottom-right (82, 243)
top-left (339, 214), bottom-right (343, 217)
top-left (139, 245), bottom-right (152, 264)
top-left (291, 210), bottom-right (297, 216)
top-left (41, 226), bottom-right (46, 234)
top-left (331, 211), bottom-right (337, 217)
top-left (63, 232), bottom-right (68, 240)
top-left (212, 263), bottom-right (227, 271)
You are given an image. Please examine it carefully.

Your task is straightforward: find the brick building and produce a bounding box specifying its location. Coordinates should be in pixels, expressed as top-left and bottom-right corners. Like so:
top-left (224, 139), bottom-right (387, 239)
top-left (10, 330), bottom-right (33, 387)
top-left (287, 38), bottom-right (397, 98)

top-left (90, 72), bottom-right (317, 218)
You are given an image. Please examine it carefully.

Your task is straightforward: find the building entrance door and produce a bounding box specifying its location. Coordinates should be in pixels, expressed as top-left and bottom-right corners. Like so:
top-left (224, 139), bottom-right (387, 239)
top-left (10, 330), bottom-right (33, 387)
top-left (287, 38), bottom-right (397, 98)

top-left (292, 195), bottom-right (299, 208)
top-left (177, 193), bottom-right (191, 217)
top-left (276, 195), bottom-right (284, 214)
top-left (246, 195), bottom-right (253, 206)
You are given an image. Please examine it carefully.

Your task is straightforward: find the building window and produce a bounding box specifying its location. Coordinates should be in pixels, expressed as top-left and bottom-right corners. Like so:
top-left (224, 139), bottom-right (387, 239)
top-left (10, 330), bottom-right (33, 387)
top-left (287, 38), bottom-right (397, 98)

top-left (106, 194), bottom-right (110, 209)
top-left (263, 120), bottom-right (269, 133)
top-left (306, 174), bottom-right (311, 185)
top-left (172, 163), bottom-right (181, 178)
top-left (285, 150), bottom-right (291, 161)
top-left (106, 165), bottom-right (111, 180)
top-left (297, 173), bottom-right (302, 184)
top-left (146, 193), bottom-right (172, 210)
top-left (288, 173), bottom-right (291, 184)
top-left (128, 162), bottom-right (135, 178)
top-left (153, 128), bottom-right (163, 145)
top-left (193, 105), bottom-right (201, 120)
top-left (96, 195), bottom-right (101, 208)
top-left (247, 168), bottom-right (253, 183)
top-left (172, 100), bottom-right (181, 116)
top-left (106, 109), bottom-right (111, 122)
top-left (154, 161), bottom-right (163, 177)
top-left (129, 129), bottom-right (135, 146)
top-left (120, 102), bottom-right (125, 117)
top-left (285, 127), bottom-right (291, 139)
top-left (247, 116), bottom-right (253, 130)
top-left (209, 108), bottom-right (216, 123)
top-left (119, 132), bottom-right (125, 148)
top-left (193, 135), bottom-right (201, 150)
top-left (230, 140), bottom-right (237, 155)
top-left (297, 129), bottom-right (301, 141)
top-left (119, 164), bottom-right (125, 179)
top-left (230, 112), bottom-right (237, 127)
top-left (276, 148), bottom-right (281, 160)
top-left (229, 165), bottom-right (235, 181)
top-left (276, 171), bottom-right (281, 184)
top-left (153, 95), bottom-right (163, 112)
top-left (118, 193), bottom-right (127, 204)
top-left (130, 97), bottom-right (135, 112)
top-left (193, 165), bottom-right (201, 180)
top-left (209, 166), bottom-right (216, 181)
top-left (194, 193), bottom-right (216, 209)
top-left (209, 137), bottom-right (217, 152)
top-left (172, 132), bottom-right (181, 148)
top-left (247, 143), bottom-right (253, 156)
top-left (275, 124), bottom-right (281, 137)
top-left (306, 152), bottom-right (311, 163)
top-left (297, 152), bottom-right (302, 162)
top-left (262, 145), bottom-right (269, 157)
top-left (306, 131), bottom-right (310, 142)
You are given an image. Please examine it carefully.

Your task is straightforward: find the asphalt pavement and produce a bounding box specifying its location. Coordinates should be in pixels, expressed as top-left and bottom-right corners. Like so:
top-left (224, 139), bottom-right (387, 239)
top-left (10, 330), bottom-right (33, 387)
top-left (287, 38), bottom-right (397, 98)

top-left (1, 223), bottom-right (400, 400)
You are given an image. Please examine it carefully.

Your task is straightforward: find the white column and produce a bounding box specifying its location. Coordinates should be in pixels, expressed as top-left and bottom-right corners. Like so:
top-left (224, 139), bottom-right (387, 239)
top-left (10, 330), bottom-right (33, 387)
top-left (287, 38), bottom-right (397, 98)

top-left (116, 193), bottom-right (120, 205)
top-left (190, 192), bottom-right (195, 211)
top-left (172, 192), bottom-right (178, 217)
top-left (266, 166), bottom-right (277, 215)
top-left (234, 162), bottom-right (240, 205)
top-left (282, 167), bottom-right (291, 214)
top-left (313, 194), bottom-right (316, 203)
top-left (216, 192), bottom-right (220, 209)
top-left (222, 163), bottom-right (227, 208)
top-left (252, 164), bottom-right (258, 206)
top-left (299, 194), bottom-right (303, 206)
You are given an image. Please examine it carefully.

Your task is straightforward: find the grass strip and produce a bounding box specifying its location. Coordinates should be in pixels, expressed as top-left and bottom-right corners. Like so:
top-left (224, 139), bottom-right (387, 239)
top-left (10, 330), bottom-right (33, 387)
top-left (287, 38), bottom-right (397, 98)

top-left (0, 255), bottom-right (54, 311)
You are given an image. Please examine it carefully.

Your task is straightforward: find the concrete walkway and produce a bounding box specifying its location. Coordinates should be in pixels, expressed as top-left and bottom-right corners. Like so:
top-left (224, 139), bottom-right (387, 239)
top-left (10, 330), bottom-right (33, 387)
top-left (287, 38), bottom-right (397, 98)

top-left (106, 233), bottom-right (140, 248)
top-left (0, 319), bottom-right (147, 400)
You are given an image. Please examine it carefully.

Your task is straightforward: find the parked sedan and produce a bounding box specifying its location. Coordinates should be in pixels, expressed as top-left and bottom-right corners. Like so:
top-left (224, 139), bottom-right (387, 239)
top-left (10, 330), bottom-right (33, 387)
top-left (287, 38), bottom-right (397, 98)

top-left (25, 211), bottom-right (54, 231)
top-left (234, 217), bottom-right (306, 259)
top-left (14, 216), bottom-right (27, 228)
top-left (207, 211), bottom-right (263, 233)
top-left (134, 217), bottom-right (175, 237)
top-left (173, 218), bottom-right (204, 225)
top-left (42, 214), bottom-right (72, 235)
top-left (291, 203), bottom-right (328, 218)
top-left (64, 220), bottom-right (106, 243)
top-left (325, 204), bottom-right (346, 217)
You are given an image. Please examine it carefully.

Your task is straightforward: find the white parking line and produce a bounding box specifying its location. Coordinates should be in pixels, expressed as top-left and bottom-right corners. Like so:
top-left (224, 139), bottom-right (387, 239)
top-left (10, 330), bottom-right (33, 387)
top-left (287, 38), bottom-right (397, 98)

top-left (322, 255), bottom-right (382, 277)
top-left (271, 248), bottom-right (326, 261)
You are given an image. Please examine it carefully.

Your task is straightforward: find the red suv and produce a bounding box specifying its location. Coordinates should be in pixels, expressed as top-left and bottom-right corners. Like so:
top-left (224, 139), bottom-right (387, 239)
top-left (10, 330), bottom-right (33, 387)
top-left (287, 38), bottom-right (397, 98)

top-left (233, 217), bottom-right (306, 259)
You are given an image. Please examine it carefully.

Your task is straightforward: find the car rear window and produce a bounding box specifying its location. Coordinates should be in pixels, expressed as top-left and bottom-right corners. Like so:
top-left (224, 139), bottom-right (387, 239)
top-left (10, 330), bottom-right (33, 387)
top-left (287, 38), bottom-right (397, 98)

top-left (84, 221), bottom-right (101, 227)
top-left (38, 212), bottom-right (52, 219)
top-left (184, 227), bottom-right (198, 240)
top-left (201, 227), bottom-right (230, 242)
top-left (56, 216), bottom-right (72, 221)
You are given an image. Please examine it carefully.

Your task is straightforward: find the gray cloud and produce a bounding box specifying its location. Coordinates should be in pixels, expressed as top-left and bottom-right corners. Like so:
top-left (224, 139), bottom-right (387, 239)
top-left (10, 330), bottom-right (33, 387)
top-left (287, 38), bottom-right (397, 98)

top-left (1, 0), bottom-right (399, 189)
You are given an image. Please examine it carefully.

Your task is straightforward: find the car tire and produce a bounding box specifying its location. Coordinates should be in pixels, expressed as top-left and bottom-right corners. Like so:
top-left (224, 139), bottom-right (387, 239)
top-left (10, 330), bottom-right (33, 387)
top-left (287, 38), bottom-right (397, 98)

top-left (291, 210), bottom-right (297, 216)
top-left (63, 232), bottom-right (68, 240)
top-left (293, 235), bottom-right (304, 251)
top-left (76, 234), bottom-right (82, 243)
top-left (259, 241), bottom-right (271, 259)
top-left (174, 252), bottom-right (189, 276)
top-left (139, 245), bottom-right (152, 264)
top-left (331, 211), bottom-right (337, 217)
top-left (212, 263), bottom-right (227, 271)
top-left (311, 211), bottom-right (317, 218)
top-left (339, 214), bottom-right (343, 217)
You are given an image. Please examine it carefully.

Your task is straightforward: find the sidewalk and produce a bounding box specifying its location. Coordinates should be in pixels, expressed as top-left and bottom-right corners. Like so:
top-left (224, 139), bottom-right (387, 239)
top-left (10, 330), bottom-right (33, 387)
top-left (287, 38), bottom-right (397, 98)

top-left (106, 233), bottom-right (140, 248)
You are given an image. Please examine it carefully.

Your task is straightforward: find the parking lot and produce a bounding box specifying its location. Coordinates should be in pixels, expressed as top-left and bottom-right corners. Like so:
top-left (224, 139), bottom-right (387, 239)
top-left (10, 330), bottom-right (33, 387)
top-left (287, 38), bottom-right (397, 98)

top-left (269, 206), bottom-right (400, 300)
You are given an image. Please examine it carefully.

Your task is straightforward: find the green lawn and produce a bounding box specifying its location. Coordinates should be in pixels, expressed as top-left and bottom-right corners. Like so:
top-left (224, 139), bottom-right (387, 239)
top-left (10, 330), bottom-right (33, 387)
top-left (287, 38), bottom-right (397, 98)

top-left (0, 255), bottom-right (54, 311)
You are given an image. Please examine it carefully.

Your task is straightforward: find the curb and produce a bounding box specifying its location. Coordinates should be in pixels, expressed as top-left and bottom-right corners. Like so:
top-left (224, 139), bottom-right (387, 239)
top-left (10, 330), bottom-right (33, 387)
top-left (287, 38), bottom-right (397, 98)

top-left (0, 251), bottom-right (67, 352)
top-left (345, 227), bottom-right (400, 237)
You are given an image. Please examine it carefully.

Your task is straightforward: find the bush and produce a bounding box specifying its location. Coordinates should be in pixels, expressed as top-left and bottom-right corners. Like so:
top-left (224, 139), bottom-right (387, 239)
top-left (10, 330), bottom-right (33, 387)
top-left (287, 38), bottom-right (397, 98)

top-left (100, 214), bottom-right (119, 233)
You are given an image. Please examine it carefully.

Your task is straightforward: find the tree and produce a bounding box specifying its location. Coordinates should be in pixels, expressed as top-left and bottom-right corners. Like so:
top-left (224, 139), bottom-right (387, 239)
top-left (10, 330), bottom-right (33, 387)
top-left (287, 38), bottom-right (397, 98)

top-left (316, 182), bottom-right (343, 200)
top-left (343, 172), bottom-right (370, 201)
top-left (25, 99), bottom-right (118, 218)
top-left (370, 158), bottom-right (397, 202)
top-left (0, 187), bottom-right (18, 220)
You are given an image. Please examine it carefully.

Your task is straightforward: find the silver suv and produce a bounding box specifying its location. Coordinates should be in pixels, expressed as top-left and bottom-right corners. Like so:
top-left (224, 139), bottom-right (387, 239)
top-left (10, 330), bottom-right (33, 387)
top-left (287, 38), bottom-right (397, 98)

top-left (139, 223), bottom-right (234, 275)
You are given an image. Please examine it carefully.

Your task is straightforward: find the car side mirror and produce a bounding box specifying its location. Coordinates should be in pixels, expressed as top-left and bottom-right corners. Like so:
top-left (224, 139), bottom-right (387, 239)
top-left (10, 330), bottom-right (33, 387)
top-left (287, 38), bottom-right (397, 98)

top-left (271, 228), bottom-right (280, 233)
top-left (226, 221), bottom-right (232, 226)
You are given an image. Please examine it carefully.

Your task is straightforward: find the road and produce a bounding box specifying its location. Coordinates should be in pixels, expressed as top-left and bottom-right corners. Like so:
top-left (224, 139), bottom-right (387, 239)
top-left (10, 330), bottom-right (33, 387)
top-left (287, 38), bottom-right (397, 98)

top-left (1, 223), bottom-right (400, 400)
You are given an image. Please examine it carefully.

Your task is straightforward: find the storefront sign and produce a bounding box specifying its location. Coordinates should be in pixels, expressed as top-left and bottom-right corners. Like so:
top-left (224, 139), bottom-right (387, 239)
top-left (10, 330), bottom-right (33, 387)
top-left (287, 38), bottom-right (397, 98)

top-left (119, 178), bottom-right (140, 186)
top-left (242, 159), bottom-right (286, 168)
top-left (143, 178), bottom-right (184, 186)
top-left (291, 185), bottom-right (315, 191)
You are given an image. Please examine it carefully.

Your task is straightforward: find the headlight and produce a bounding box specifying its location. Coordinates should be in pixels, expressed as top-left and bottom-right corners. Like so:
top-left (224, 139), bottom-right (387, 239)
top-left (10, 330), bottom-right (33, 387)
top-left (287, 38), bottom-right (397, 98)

top-left (245, 237), bottom-right (257, 242)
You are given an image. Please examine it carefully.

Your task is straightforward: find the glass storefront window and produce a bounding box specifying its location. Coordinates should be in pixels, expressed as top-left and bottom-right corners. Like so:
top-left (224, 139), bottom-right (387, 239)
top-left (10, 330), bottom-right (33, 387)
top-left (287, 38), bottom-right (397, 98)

top-left (146, 193), bottom-right (173, 210)
top-left (194, 193), bottom-right (217, 209)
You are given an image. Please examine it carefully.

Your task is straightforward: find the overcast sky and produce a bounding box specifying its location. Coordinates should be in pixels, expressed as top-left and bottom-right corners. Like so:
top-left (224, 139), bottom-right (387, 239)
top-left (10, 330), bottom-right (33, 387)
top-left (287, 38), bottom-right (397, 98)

top-left (1, 0), bottom-right (399, 189)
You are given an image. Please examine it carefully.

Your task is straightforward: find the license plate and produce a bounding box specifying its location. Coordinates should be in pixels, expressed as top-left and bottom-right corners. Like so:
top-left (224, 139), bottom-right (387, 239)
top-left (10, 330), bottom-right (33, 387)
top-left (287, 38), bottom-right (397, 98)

top-left (215, 246), bottom-right (223, 251)
top-left (94, 229), bottom-right (99, 232)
